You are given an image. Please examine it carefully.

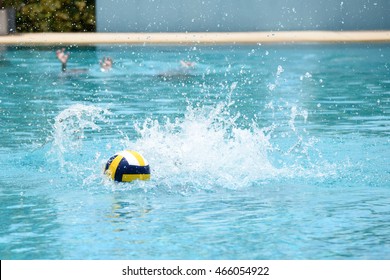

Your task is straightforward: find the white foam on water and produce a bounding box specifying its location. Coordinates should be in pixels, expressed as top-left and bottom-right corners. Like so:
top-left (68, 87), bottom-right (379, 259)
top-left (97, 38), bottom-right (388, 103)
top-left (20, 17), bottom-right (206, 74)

top-left (48, 104), bottom-right (111, 171)
top-left (129, 102), bottom-right (278, 190)
top-left (47, 92), bottom-right (338, 191)
top-left (125, 96), bottom-right (337, 190)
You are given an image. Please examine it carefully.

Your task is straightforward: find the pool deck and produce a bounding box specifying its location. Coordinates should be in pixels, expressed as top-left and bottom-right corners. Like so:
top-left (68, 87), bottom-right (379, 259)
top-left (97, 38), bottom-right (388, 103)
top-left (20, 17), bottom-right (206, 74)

top-left (1, 31), bottom-right (390, 45)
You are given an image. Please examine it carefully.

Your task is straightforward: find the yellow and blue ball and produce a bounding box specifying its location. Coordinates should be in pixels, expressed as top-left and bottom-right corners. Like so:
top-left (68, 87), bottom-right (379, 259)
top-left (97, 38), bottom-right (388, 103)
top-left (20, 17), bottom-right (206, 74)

top-left (104, 150), bottom-right (150, 182)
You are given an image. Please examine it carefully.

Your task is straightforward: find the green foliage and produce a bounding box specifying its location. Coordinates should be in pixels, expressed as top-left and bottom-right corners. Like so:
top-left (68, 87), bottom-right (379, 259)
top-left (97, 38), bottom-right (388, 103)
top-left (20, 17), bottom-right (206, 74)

top-left (2, 0), bottom-right (95, 32)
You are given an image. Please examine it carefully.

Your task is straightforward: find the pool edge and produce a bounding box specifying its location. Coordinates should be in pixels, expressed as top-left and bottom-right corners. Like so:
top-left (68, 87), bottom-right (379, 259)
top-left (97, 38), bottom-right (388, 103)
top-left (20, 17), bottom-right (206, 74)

top-left (1, 31), bottom-right (390, 45)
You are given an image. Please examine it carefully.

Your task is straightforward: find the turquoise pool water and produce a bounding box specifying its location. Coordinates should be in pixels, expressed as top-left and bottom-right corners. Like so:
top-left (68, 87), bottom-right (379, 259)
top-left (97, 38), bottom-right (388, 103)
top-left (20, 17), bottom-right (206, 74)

top-left (0, 44), bottom-right (389, 259)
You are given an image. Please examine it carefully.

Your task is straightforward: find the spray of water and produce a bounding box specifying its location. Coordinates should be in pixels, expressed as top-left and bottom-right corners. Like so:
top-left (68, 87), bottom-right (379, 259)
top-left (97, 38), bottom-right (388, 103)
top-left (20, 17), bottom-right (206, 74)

top-left (125, 85), bottom-right (335, 190)
top-left (47, 90), bottom-right (337, 191)
top-left (129, 101), bottom-right (278, 190)
top-left (49, 104), bottom-right (111, 171)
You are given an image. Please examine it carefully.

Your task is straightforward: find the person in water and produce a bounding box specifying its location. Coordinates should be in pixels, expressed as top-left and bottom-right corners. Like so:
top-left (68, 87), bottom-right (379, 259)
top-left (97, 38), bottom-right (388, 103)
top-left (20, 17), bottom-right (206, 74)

top-left (158, 60), bottom-right (196, 78)
top-left (56, 48), bottom-right (88, 73)
top-left (56, 48), bottom-right (69, 72)
top-left (180, 60), bottom-right (196, 68)
top-left (100, 57), bottom-right (113, 72)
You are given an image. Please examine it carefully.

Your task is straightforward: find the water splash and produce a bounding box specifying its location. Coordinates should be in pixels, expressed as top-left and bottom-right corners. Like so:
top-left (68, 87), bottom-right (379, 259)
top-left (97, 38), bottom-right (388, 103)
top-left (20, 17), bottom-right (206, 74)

top-left (124, 93), bottom-right (336, 190)
top-left (268, 65), bottom-right (284, 91)
top-left (129, 102), bottom-right (277, 190)
top-left (48, 104), bottom-right (111, 170)
top-left (46, 95), bottom-right (337, 191)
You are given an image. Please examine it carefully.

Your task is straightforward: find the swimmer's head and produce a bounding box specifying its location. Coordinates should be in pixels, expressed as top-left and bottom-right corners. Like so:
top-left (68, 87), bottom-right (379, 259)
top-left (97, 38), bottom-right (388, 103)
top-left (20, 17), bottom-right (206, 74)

top-left (180, 60), bottom-right (196, 68)
top-left (100, 57), bottom-right (113, 71)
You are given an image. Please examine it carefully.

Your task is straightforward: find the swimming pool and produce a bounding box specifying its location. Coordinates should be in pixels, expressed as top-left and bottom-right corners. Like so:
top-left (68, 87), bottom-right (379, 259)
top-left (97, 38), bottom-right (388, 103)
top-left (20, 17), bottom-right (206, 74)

top-left (0, 44), bottom-right (389, 259)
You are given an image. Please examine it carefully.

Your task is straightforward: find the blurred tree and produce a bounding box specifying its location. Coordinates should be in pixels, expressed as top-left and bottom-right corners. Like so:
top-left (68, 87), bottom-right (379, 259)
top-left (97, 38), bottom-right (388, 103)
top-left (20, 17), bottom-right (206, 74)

top-left (2, 0), bottom-right (95, 32)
